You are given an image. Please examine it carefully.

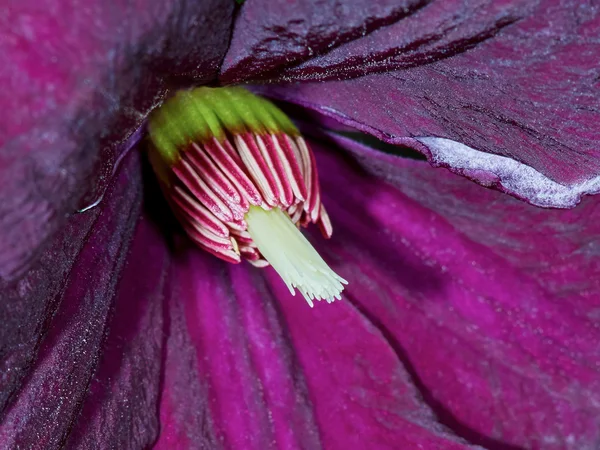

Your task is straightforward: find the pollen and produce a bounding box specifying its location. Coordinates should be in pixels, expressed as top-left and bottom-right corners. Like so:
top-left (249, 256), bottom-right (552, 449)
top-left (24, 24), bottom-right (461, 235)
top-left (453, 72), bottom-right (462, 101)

top-left (148, 87), bottom-right (347, 305)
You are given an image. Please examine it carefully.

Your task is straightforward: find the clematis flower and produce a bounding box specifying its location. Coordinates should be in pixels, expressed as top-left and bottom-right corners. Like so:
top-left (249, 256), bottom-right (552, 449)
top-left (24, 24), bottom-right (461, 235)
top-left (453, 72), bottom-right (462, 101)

top-left (1, 1), bottom-right (599, 449)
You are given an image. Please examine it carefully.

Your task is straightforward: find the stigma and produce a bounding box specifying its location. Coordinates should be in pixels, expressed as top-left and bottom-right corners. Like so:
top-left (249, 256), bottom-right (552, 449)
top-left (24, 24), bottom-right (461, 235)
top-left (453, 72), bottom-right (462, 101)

top-left (148, 87), bottom-right (347, 306)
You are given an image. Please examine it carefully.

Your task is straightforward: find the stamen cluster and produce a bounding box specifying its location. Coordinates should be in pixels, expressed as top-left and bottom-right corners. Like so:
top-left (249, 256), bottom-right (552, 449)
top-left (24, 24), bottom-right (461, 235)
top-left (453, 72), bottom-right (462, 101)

top-left (149, 87), bottom-right (346, 305)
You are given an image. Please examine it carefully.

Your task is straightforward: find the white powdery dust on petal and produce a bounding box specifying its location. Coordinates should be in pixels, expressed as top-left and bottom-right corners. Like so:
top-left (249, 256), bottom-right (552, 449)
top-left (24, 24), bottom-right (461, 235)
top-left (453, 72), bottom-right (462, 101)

top-left (417, 137), bottom-right (600, 208)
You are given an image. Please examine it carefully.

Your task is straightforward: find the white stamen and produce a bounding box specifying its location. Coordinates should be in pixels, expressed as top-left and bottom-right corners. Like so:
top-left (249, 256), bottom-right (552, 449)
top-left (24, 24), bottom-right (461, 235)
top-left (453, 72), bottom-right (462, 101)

top-left (245, 206), bottom-right (347, 307)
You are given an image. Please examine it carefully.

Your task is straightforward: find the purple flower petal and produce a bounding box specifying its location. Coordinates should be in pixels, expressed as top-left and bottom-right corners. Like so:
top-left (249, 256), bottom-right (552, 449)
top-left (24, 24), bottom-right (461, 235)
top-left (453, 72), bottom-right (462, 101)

top-left (304, 136), bottom-right (600, 448)
top-left (65, 214), bottom-right (170, 448)
top-left (154, 246), bottom-right (476, 449)
top-left (155, 250), bottom-right (322, 449)
top-left (253, 0), bottom-right (599, 204)
top-left (220, 0), bottom-right (425, 84)
top-left (3, 2), bottom-right (599, 448)
top-left (0, 0), bottom-right (234, 280)
top-left (245, 0), bottom-right (528, 81)
top-left (0, 151), bottom-right (144, 448)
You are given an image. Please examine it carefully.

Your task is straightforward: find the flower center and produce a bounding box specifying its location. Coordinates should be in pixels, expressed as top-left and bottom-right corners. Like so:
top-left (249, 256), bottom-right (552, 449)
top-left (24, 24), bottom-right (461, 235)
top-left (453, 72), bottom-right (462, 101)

top-left (148, 87), bottom-right (347, 306)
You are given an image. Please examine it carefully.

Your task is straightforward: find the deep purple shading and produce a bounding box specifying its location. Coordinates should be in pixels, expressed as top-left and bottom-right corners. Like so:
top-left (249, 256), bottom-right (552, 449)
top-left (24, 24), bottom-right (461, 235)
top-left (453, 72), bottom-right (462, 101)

top-left (0, 0), bottom-right (234, 281)
top-left (220, 0), bottom-right (428, 84)
top-left (65, 214), bottom-right (169, 448)
top-left (0, 151), bottom-right (143, 447)
top-left (231, 0), bottom-right (528, 81)
top-left (257, 36), bottom-right (600, 197)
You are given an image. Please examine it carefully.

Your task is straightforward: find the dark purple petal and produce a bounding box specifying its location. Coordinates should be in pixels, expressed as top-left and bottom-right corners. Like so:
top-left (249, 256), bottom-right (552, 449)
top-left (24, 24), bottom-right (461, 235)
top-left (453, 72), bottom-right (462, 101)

top-left (65, 215), bottom-right (170, 449)
top-left (154, 260), bottom-right (220, 450)
top-left (304, 136), bottom-right (600, 448)
top-left (247, 0), bottom-right (528, 81)
top-left (255, 1), bottom-right (600, 204)
top-left (0, 0), bottom-right (234, 280)
top-left (154, 246), bottom-right (475, 449)
top-left (220, 0), bottom-right (425, 84)
top-left (0, 151), bottom-right (144, 448)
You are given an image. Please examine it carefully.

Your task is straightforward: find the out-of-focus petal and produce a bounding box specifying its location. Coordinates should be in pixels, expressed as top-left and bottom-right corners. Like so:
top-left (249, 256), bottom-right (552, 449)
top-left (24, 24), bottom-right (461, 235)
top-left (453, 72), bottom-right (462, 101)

top-left (0, 151), bottom-right (147, 448)
top-left (155, 246), bottom-right (476, 449)
top-left (255, 1), bottom-right (600, 202)
top-left (296, 136), bottom-right (600, 449)
top-left (0, 0), bottom-right (234, 280)
top-left (220, 0), bottom-right (424, 84)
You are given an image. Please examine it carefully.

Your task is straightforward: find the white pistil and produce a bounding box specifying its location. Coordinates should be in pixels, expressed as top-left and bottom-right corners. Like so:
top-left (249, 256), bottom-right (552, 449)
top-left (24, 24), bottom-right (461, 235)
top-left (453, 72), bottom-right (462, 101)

top-left (245, 206), bottom-right (347, 307)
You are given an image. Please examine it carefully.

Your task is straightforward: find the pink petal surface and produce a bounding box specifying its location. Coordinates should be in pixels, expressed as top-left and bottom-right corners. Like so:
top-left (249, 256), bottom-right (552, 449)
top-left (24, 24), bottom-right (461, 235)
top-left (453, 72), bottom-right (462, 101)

top-left (155, 252), bottom-right (322, 450)
top-left (0, 0), bottom-right (234, 280)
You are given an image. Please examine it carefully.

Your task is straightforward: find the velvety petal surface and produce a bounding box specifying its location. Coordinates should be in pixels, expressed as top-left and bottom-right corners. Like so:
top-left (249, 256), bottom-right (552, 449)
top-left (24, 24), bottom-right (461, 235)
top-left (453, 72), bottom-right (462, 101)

top-left (228, 0), bottom-right (528, 82)
top-left (220, 0), bottom-right (426, 83)
top-left (295, 135), bottom-right (600, 449)
top-left (0, 151), bottom-right (153, 448)
top-left (65, 213), bottom-right (170, 449)
top-left (154, 241), bottom-right (476, 449)
top-left (273, 0), bottom-right (527, 81)
top-left (253, 0), bottom-right (600, 203)
top-left (152, 132), bottom-right (600, 449)
top-left (0, 0), bottom-right (234, 280)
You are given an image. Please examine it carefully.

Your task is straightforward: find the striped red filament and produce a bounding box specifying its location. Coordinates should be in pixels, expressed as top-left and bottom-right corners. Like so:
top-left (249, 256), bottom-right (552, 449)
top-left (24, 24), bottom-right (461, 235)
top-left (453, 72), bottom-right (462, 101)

top-left (165, 131), bottom-right (332, 265)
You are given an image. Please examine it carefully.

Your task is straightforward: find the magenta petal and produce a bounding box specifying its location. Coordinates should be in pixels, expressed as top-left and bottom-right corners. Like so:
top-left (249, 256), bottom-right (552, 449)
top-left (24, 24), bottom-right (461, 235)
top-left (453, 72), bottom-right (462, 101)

top-left (0, 0), bottom-right (233, 280)
top-left (220, 0), bottom-right (424, 83)
top-left (156, 247), bottom-right (477, 449)
top-left (305, 137), bottom-right (600, 448)
top-left (0, 151), bottom-right (144, 448)
top-left (263, 275), bottom-right (477, 450)
top-left (156, 250), bottom-right (321, 449)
